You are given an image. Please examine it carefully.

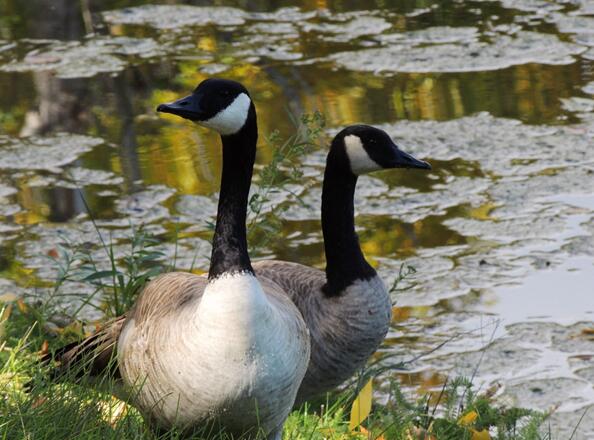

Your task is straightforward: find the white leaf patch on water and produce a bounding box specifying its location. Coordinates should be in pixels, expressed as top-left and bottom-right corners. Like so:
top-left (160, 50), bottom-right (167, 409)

top-left (330, 31), bottom-right (585, 74)
top-left (0, 36), bottom-right (163, 79)
top-left (0, 133), bottom-right (103, 172)
top-left (301, 16), bottom-right (392, 42)
top-left (376, 26), bottom-right (479, 45)
top-left (103, 5), bottom-right (247, 29)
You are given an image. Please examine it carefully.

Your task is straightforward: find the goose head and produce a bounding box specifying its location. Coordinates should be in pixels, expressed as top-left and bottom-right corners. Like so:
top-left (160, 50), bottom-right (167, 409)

top-left (333, 125), bottom-right (431, 175)
top-left (156, 78), bottom-right (253, 136)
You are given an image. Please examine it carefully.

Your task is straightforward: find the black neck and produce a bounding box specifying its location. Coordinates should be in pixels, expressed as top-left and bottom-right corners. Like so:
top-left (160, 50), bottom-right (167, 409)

top-left (321, 145), bottom-right (376, 296)
top-left (208, 105), bottom-right (257, 280)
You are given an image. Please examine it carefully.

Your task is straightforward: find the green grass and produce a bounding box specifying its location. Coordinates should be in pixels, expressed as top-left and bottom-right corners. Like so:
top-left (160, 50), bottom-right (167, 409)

top-left (0, 304), bottom-right (550, 440)
top-left (0, 113), bottom-right (554, 439)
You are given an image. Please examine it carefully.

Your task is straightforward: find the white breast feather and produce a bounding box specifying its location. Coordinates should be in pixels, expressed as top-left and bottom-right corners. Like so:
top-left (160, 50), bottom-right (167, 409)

top-left (118, 272), bottom-right (309, 434)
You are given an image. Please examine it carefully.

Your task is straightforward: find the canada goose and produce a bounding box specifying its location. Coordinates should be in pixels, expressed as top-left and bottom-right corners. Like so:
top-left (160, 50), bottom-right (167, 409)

top-left (254, 125), bottom-right (430, 404)
top-left (48, 79), bottom-right (310, 439)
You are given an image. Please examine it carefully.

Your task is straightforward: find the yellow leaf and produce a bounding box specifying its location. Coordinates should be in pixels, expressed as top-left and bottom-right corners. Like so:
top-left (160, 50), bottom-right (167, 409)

top-left (471, 429), bottom-right (491, 440)
top-left (16, 298), bottom-right (27, 314)
top-left (0, 304), bottom-right (12, 322)
top-left (459, 410), bottom-right (478, 426)
top-left (349, 379), bottom-right (373, 431)
top-left (360, 426), bottom-right (385, 440)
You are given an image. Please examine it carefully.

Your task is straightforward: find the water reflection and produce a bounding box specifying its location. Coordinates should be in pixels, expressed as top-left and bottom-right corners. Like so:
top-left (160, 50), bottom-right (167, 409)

top-left (0, 0), bottom-right (593, 435)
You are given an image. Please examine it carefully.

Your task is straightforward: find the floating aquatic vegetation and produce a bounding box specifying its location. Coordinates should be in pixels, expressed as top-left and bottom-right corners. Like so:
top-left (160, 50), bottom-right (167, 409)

top-left (575, 33), bottom-right (594, 47)
top-left (115, 185), bottom-right (175, 224)
top-left (250, 7), bottom-right (317, 22)
top-left (103, 5), bottom-right (247, 29)
top-left (26, 168), bottom-right (125, 189)
top-left (198, 63), bottom-right (229, 75)
top-left (0, 203), bottom-right (20, 217)
top-left (507, 377), bottom-right (591, 410)
top-left (301, 15), bottom-right (392, 42)
top-left (174, 194), bottom-right (218, 227)
top-left (378, 112), bottom-right (592, 175)
top-left (361, 176), bottom-right (490, 224)
top-left (234, 32), bottom-right (302, 62)
top-left (376, 26), bottom-right (479, 45)
top-left (498, 0), bottom-right (564, 13)
top-left (548, 404), bottom-right (594, 438)
top-left (66, 167), bottom-right (124, 187)
top-left (560, 0), bottom-right (594, 15)
top-left (549, 13), bottom-right (594, 35)
top-left (0, 183), bottom-right (16, 198)
top-left (0, 36), bottom-right (163, 78)
top-left (0, 223), bottom-right (21, 243)
top-left (561, 96), bottom-right (594, 113)
top-left (0, 133), bottom-right (103, 172)
top-left (331, 31), bottom-right (585, 73)
top-left (0, 41), bottom-right (16, 61)
top-left (247, 22), bottom-right (299, 37)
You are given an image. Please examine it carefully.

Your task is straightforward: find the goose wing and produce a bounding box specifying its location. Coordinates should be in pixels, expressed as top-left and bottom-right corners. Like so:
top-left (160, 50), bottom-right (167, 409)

top-left (253, 260), bottom-right (325, 306)
top-left (45, 315), bottom-right (126, 381)
top-left (46, 272), bottom-right (208, 382)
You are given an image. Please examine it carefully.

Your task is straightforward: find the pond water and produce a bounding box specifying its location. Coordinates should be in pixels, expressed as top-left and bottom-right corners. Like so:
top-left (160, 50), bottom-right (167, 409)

top-left (1, 0), bottom-right (593, 436)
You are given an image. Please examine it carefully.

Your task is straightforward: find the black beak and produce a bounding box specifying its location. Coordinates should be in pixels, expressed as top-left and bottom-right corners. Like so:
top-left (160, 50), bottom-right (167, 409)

top-left (392, 148), bottom-right (431, 170)
top-left (157, 94), bottom-right (203, 121)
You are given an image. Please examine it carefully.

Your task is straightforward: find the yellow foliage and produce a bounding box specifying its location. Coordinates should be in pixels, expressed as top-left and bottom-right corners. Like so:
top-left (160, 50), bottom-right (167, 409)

top-left (459, 410), bottom-right (478, 426)
top-left (16, 298), bottom-right (27, 314)
top-left (471, 429), bottom-right (491, 440)
top-left (349, 379), bottom-right (373, 431)
top-left (359, 426), bottom-right (385, 440)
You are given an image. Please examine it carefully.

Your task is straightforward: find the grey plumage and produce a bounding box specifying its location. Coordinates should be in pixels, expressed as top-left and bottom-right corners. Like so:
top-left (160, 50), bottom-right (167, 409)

top-left (253, 260), bottom-right (391, 404)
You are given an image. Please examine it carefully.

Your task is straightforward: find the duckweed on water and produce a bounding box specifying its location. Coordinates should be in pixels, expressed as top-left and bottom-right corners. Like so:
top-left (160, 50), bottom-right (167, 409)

top-left (0, 133), bottom-right (104, 171)
top-left (0, 37), bottom-right (164, 79)
top-left (330, 31), bottom-right (585, 74)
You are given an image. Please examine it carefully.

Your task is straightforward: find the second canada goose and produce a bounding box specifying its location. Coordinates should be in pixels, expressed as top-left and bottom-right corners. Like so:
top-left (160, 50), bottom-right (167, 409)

top-left (254, 125), bottom-right (430, 403)
top-left (48, 79), bottom-right (310, 439)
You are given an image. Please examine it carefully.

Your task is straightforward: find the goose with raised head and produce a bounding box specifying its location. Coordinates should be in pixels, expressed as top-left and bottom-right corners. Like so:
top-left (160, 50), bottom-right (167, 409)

top-left (254, 125), bottom-right (430, 404)
top-left (48, 79), bottom-right (310, 439)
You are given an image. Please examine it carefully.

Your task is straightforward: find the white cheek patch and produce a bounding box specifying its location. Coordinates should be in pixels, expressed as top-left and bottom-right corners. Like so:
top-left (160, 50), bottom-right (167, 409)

top-left (344, 134), bottom-right (382, 175)
top-left (199, 93), bottom-right (251, 136)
